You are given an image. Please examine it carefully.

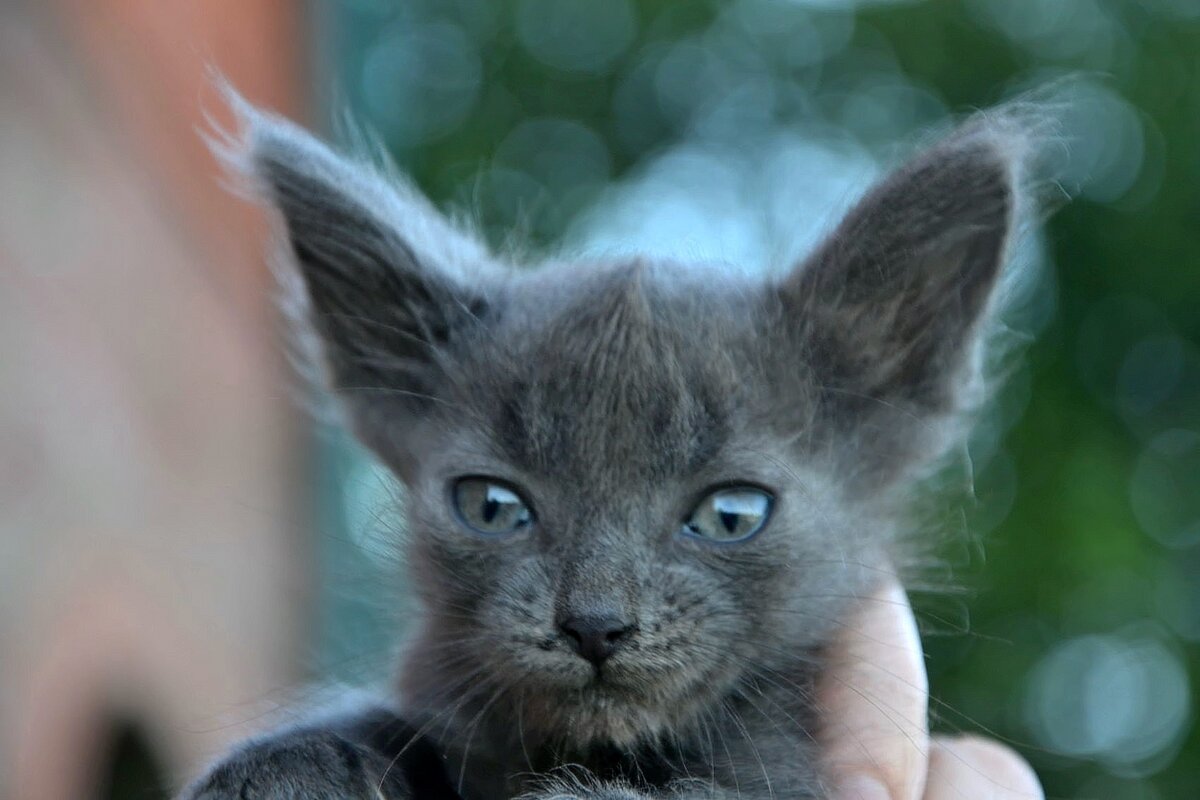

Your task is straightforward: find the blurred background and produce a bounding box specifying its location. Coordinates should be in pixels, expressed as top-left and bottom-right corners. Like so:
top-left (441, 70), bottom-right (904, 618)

top-left (1, 1), bottom-right (1197, 798)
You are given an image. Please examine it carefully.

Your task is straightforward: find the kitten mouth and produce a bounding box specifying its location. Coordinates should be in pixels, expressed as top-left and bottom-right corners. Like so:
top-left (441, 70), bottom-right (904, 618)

top-left (547, 657), bottom-right (640, 695)
top-left (588, 665), bottom-right (616, 686)
top-left (558, 662), bottom-right (614, 690)
top-left (579, 662), bottom-right (663, 699)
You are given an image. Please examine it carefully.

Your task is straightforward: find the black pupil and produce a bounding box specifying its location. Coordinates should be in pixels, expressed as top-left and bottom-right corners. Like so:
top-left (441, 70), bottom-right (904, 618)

top-left (718, 510), bottom-right (739, 533)
top-left (482, 497), bottom-right (500, 523)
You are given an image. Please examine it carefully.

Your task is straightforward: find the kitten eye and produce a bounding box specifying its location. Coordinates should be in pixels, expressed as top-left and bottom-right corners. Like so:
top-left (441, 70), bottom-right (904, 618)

top-left (452, 477), bottom-right (534, 535)
top-left (681, 486), bottom-right (773, 543)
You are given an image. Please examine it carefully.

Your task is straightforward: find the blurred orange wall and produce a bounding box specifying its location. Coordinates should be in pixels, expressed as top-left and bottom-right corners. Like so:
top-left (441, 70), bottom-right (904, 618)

top-left (0, 2), bottom-right (314, 797)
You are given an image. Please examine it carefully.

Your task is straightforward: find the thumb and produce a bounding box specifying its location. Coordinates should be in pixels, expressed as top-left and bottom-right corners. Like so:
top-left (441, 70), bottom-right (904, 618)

top-left (818, 578), bottom-right (930, 800)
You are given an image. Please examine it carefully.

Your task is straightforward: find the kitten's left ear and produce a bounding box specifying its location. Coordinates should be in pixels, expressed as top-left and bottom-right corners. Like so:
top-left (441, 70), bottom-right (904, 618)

top-left (779, 121), bottom-right (1030, 481)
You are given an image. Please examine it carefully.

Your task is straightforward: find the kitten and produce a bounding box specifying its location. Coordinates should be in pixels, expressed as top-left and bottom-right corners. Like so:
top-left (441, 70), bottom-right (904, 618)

top-left (184, 92), bottom-right (1041, 799)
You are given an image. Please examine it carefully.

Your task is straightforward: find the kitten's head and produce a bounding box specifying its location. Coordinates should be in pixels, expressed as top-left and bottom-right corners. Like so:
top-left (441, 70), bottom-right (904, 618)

top-left (218, 97), bottom-right (1034, 748)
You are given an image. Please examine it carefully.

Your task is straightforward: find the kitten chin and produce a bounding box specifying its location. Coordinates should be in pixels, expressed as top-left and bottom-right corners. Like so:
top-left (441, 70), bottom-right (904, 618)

top-left (537, 669), bottom-right (733, 745)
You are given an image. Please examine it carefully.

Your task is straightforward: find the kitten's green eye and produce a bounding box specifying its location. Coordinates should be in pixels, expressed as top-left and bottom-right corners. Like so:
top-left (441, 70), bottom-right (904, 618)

top-left (682, 486), bottom-right (773, 543)
top-left (452, 477), bottom-right (534, 535)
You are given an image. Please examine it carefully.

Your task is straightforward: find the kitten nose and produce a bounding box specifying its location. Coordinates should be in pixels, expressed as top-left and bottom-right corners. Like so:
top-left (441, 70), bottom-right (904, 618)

top-left (557, 614), bottom-right (634, 666)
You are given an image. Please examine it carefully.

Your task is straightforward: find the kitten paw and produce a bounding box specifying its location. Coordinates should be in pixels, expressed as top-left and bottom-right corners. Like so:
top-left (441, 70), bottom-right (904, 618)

top-left (182, 729), bottom-right (396, 799)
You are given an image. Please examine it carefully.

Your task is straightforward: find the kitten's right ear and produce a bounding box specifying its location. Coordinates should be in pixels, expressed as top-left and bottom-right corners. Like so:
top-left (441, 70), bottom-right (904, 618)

top-left (209, 92), bottom-right (496, 456)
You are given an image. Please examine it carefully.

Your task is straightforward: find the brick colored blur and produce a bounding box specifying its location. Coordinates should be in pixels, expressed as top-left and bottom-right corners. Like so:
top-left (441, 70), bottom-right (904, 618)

top-left (0, 3), bottom-right (306, 798)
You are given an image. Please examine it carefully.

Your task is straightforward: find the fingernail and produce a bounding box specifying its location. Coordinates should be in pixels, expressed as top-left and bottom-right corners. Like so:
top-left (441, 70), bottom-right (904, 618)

top-left (838, 775), bottom-right (890, 800)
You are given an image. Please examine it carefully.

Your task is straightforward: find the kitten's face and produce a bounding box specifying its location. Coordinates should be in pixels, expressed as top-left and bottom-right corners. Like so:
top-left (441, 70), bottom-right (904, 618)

top-left (226, 96), bottom-right (1023, 749)
top-left (397, 264), bottom-right (875, 745)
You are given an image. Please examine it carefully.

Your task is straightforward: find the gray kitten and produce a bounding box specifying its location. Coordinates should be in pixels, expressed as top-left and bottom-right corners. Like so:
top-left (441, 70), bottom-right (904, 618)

top-left (184, 94), bottom-right (1040, 799)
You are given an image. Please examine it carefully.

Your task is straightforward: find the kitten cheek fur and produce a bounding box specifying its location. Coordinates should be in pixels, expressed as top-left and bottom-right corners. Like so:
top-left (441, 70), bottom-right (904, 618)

top-left (208, 85), bottom-right (1039, 797)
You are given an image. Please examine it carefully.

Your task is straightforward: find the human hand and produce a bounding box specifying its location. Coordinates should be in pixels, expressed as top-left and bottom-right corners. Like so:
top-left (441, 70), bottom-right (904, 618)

top-left (820, 578), bottom-right (1043, 800)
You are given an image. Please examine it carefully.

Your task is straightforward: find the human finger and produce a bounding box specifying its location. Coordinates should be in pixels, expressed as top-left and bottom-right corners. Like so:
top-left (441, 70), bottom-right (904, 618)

top-left (923, 735), bottom-right (1043, 800)
top-left (819, 578), bottom-right (930, 800)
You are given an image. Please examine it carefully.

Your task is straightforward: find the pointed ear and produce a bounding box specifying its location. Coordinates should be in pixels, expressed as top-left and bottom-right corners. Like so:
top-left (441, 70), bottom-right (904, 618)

top-left (779, 122), bottom-right (1028, 482)
top-left (211, 97), bottom-right (495, 458)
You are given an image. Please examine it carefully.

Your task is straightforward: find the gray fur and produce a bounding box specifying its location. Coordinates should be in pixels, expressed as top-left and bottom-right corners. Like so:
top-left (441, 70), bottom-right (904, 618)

top-left (184, 93), bottom-right (1042, 800)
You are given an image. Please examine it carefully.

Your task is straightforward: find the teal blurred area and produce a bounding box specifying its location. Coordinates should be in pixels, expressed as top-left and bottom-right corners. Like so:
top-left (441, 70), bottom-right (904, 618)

top-left (315, 2), bottom-right (1200, 798)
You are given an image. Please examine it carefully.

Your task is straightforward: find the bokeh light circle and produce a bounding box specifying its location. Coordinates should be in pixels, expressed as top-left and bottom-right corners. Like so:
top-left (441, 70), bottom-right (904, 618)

top-left (1025, 627), bottom-right (1192, 775)
top-left (515, 0), bottom-right (637, 74)
top-left (360, 22), bottom-right (482, 145)
top-left (1130, 429), bottom-right (1200, 550)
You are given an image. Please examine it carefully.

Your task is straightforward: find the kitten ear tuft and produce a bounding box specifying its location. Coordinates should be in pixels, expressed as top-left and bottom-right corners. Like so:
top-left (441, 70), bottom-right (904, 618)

top-left (779, 109), bottom-right (1051, 484)
top-left (205, 84), bottom-right (498, 461)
